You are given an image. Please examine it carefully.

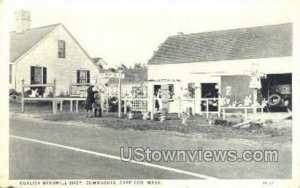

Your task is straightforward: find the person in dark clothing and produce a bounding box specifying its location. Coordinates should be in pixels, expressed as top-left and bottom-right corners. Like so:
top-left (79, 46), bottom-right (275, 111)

top-left (85, 85), bottom-right (98, 117)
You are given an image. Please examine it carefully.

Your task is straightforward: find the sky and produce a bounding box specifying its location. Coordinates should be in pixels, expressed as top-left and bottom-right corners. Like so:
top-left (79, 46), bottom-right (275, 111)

top-left (7, 0), bottom-right (294, 67)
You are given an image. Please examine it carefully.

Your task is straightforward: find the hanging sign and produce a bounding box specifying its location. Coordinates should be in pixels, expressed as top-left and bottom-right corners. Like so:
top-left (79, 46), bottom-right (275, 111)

top-left (99, 72), bottom-right (125, 79)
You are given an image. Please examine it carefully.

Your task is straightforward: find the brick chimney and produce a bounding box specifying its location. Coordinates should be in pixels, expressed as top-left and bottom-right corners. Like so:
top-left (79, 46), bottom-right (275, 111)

top-left (15, 10), bottom-right (31, 33)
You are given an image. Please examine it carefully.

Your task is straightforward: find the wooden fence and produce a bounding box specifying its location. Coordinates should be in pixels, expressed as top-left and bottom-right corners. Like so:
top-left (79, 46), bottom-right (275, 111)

top-left (21, 80), bottom-right (87, 113)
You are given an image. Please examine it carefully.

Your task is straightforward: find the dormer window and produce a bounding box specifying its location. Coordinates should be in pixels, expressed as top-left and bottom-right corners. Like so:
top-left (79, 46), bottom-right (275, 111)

top-left (58, 40), bottom-right (66, 58)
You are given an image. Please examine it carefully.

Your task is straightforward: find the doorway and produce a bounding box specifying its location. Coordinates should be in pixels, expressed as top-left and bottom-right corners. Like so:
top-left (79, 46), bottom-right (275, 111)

top-left (260, 73), bottom-right (292, 112)
top-left (201, 83), bottom-right (219, 112)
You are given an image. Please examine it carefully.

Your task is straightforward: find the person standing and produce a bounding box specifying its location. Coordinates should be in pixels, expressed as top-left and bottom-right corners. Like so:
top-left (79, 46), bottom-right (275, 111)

top-left (155, 89), bottom-right (163, 112)
top-left (85, 85), bottom-right (98, 118)
top-left (93, 91), bottom-right (102, 117)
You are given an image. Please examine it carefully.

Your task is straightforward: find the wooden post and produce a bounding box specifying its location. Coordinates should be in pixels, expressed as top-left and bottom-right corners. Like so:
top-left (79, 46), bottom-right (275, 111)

top-left (218, 81), bottom-right (221, 118)
top-left (178, 98), bottom-right (181, 118)
top-left (70, 100), bottom-right (73, 112)
top-left (253, 89), bottom-right (257, 114)
top-left (222, 108), bottom-right (225, 120)
top-left (21, 98), bottom-right (24, 113)
top-left (218, 97), bottom-right (221, 118)
top-left (101, 97), bottom-right (104, 114)
top-left (106, 98), bottom-right (109, 114)
top-left (124, 97), bottom-right (127, 115)
top-left (52, 99), bottom-right (57, 114)
top-left (151, 94), bottom-right (154, 120)
top-left (69, 82), bottom-right (72, 97)
top-left (60, 100), bottom-right (63, 111)
top-left (118, 78), bottom-right (122, 118)
top-left (53, 79), bottom-right (56, 97)
top-left (76, 100), bottom-right (79, 112)
top-left (193, 98), bottom-right (196, 116)
top-left (21, 79), bottom-right (25, 113)
top-left (244, 107), bottom-right (247, 119)
top-left (206, 99), bottom-right (209, 119)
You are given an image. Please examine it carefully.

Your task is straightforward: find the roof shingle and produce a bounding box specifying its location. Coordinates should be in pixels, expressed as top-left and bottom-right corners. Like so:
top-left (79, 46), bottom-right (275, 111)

top-left (148, 23), bottom-right (292, 65)
top-left (10, 23), bottom-right (60, 62)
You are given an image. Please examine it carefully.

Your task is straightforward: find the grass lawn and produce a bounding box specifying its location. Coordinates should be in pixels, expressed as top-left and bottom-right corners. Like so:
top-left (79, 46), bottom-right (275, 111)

top-left (10, 100), bottom-right (292, 145)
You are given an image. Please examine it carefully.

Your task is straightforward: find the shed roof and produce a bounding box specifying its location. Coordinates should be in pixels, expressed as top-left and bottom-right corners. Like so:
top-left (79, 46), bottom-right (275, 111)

top-left (148, 23), bottom-right (292, 65)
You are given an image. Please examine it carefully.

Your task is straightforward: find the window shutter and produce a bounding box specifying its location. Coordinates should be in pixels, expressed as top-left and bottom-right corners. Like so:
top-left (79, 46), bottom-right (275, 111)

top-left (43, 67), bottom-right (47, 84)
top-left (77, 70), bottom-right (80, 83)
top-left (30, 66), bottom-right (34, 84)
top-left (87, 71), bottom-right (90, 83)
top-left (63, 41), bottom-right (66, 58)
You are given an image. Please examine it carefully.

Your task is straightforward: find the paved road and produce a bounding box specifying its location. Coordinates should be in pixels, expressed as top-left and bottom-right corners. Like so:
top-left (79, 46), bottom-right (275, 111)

top-left (9, 115), bottom-right (291, 179)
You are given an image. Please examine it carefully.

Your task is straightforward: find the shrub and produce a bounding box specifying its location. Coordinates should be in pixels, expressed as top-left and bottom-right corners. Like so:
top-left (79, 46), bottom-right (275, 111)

top-left (9, 89), bottom-right (21, 96)
top-left (9, 89), bottom-right (22, 100)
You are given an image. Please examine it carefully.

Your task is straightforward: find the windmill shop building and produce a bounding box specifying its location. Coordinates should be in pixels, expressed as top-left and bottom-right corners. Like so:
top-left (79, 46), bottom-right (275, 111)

top-left (147, 23), bottom-right (292, 115)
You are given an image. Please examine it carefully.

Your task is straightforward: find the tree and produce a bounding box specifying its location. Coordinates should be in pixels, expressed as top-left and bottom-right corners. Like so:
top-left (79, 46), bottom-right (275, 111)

top-left (118, 64), bottom-right (128, 70)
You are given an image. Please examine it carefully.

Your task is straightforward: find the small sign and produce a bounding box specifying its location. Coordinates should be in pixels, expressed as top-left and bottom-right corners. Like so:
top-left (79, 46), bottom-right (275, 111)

top-left (99, 72), bottom-right (125, 79)
top-left (225, 86), bottom-right (232, 96)
top-left (249, 75), bottom-right (261, 89)
top-left (70, 85), bottom-right (88, 97)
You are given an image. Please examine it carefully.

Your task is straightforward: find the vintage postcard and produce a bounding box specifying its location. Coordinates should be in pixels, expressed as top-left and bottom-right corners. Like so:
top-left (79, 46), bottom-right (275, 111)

top-left (0, 0), bottom-right (300, 187)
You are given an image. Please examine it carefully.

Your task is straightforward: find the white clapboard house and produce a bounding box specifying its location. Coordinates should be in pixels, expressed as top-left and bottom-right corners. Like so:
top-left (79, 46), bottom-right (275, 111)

top-left (9, 11), bottom-right (99, 96)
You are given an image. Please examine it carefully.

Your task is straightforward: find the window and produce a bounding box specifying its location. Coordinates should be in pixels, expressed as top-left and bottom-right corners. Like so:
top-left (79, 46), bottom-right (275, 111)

top-left (9, 64), bottom-right (12, 84)
top-left (168, 84), bottom-right (174, 99)
top-left (58, 40), bottom-right (66, 58)
top-left (158, 84), bottom-right (174, 99)
top-left (30, 66), bottom-right (47, 84)
top-left (77, 70), bottom-right (90, 83)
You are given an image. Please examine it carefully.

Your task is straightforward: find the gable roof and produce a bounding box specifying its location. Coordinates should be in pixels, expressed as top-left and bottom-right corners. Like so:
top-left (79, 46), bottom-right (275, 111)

top-left (10, 23), bottom-right (60, 62)
top-left (10, 23), bottom-right (94, 64)
top-left (148, 23), bottom-right (292, 65)
top-left (92, 57), bottom-right (109, 69)
top-left (60, 24), bottom-right (93, 62)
